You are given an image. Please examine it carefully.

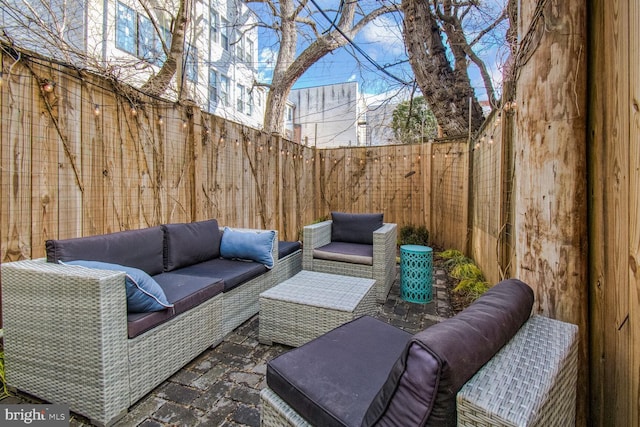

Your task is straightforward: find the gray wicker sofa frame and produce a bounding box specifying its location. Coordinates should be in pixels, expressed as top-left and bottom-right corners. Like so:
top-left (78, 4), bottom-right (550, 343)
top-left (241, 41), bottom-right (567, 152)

top-left (1, 220), bottom-right (302, 427)
top-left (260, 279), bottom-right (579, 427)
top-left (302, 213), bottom-right (397, 303)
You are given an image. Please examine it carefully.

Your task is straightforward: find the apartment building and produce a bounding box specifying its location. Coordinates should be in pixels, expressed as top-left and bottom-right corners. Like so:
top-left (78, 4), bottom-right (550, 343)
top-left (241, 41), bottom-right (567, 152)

top-left (289, 82), bottom-right (368, 148)
top-left (1, 0), bottom-right (263, 128)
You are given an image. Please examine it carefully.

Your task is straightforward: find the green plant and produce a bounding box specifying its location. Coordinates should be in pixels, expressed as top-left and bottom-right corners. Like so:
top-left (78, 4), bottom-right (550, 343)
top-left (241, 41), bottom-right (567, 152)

top-left (439, 249), bottom-right (489, 302)
top-left (438, 249), bottom-right (472, 269)
top-left (450, 262), bottom-right (483, 280)
top-left (0, 350), bottom-right (10, 399)
top-left (399, 224), bottom-right (429, 246)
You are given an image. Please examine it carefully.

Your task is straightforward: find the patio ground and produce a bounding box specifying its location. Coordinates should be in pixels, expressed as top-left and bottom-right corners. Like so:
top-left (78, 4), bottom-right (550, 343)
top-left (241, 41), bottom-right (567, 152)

top-left (1, 265), bottom-right (454, 427)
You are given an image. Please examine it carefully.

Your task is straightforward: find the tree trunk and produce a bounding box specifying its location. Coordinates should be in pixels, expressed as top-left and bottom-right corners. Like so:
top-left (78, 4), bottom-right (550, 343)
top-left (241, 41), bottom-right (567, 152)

top-left (140, 0), bottom-right (190, 98)
top-left (402, 0), bottom-right (485, 137)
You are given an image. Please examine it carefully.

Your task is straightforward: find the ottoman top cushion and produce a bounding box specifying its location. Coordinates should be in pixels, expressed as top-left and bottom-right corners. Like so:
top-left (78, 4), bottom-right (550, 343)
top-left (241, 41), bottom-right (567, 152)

top-left (267, 315), bottom-right (411, 427)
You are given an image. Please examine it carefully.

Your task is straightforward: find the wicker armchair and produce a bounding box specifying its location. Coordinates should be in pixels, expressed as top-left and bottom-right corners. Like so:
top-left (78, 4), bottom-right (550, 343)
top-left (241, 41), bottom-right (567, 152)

top-left (302, 213), bottom-right (397, 303)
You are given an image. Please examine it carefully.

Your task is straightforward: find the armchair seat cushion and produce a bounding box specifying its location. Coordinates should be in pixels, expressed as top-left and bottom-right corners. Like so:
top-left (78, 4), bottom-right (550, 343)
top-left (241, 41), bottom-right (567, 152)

top-left (267, 316), bottom-right (411, 427)
top-left (313, 242), bottom-right (373, 266)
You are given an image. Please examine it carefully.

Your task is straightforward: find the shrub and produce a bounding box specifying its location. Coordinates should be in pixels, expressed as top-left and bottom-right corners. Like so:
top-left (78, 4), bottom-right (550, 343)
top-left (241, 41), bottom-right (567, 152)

top-left (0, 350), bottom-right (9, 399)
top-left (439, 249), bottom-right (489, 302)
top-left (399, 224), bottom-right (429, 246)
top-left (438, 249), bottom-right (472, 269)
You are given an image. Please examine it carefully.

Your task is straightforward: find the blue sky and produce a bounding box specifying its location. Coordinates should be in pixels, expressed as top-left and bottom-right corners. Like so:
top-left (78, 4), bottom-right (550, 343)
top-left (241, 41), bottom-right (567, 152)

top-left (251, 0), bottom-right (509, 104)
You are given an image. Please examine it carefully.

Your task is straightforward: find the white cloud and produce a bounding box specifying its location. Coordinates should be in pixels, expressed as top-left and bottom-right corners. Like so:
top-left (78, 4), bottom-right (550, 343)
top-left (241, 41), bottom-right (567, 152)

top-left (257, 47), bottom-right (278, 83)
top-left (260, 47), bottom-right (277, 68)
top-left (360, 16), bottom-right (405, 59)
top-left (363, 87), bottom-right (413, 107)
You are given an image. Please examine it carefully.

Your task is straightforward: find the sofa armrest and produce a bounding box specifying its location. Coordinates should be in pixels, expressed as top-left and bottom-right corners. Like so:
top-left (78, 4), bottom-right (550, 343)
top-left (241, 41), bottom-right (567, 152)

top-left (373, 223), bottom-right (397, 263)
top-left (1, 258), bottom-right (131, 424)
top-left (302, 221), bottom-right (332, 270)
top-left (372, 223), bottom-right (398, 301)
top-left (456, 315), bottom-right (578, 426)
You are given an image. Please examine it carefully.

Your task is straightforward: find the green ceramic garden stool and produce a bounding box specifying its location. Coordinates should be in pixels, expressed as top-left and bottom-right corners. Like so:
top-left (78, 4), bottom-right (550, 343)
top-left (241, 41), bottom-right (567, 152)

top-left (400, 244), bottom-right (433, 303)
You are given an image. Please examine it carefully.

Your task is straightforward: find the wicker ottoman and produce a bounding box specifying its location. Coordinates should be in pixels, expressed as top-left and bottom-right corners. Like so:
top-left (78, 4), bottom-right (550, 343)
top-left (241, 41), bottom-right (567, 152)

top-left (259, 271), bottom-right (377, 347)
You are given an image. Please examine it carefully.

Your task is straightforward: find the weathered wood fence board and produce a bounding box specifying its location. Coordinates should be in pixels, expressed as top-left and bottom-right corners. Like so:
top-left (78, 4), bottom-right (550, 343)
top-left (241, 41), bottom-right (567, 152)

top-left (629, 2), bottom-right (640, 424)
top-left (589, 0), bottom-right (640, 425)
top-left (516, 0), bottom-right (588, 424)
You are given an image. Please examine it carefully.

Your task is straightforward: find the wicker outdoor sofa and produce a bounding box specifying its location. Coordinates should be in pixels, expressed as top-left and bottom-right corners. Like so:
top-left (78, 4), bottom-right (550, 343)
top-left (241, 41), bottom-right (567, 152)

top-left (302, 212), bottom-right (397, 303)
top-left (1, 219), bottom-right (302, 426)
top-left (261, 279), bottom-right (579, 427)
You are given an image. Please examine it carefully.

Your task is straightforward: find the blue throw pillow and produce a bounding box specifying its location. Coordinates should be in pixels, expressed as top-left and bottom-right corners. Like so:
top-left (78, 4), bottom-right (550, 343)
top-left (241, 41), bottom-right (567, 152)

top-left (220, 227), bottom-right (276, 269)
top-left (61, 260), bottom-right (174, 313)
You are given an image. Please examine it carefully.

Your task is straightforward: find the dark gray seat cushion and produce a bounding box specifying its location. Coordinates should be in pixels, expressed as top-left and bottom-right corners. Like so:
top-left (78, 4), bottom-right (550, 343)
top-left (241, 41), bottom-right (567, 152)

top-left (162, 219), bottom-right (222, 271)
top-left (267, 316), bottom-right (411, 427)
top-left (46, 226), bottom-right (165, 275)
top-left (278, 240), bottom-right (301, 258)
top-left (313, 241), bottom-right (373, 265)
top-left (363, 278), bottom-right (534, 426)
top-left (127, 273), bottom-right (224, 338)
top-left (330, 212), bottom-right (383, 245)
top-left (171, 258), bottom-right (267, 292)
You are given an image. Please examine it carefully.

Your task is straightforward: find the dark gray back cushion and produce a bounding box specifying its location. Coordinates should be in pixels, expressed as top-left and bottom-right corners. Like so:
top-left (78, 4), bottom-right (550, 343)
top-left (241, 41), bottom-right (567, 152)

top-left (363, 279), bottom-right (534, 427)
top-left (331, 212), bottom-right (383, 245)
top-left (162, 219), bottom-right (221, 271)
top-left (46, 226), bottom-right (165, 275)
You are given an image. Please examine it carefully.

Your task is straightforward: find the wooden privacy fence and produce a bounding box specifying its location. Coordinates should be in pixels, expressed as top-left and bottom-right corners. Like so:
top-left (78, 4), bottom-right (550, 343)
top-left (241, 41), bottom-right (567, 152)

top-left (311, 141), bottom-right (469, 251)
top-left (0, 48), bottom-right (474, 263)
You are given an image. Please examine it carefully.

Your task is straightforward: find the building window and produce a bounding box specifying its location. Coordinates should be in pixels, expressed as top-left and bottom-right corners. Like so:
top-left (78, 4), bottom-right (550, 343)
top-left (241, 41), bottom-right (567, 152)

top-left (138, 15), bottom-right (167, 66)
top-left (220, 74), bottom-right (229, 106)
top-left (116, 1), bottom-right (169, 66)
top-left (246, 39), bottom-right (254, 65)
top-left (208, 69), bottom-right (218, 111)
top-left (235, 84), bottom-right (253, 116)
top-left (234, 30), bottom-right (244, 59)
top-left (247, 90), bottom-right (254, 116)
top-left (116, 2), bottom-right (136, 55)
top-left (185, 43), bottom-right (197, 83)
top-left (237, 84), bottom-right (245, 113)
top-left (286, 105), bottom-right (294, 122)
top-left (221, 18), bottom-right (229, 51)
top-left (209, 9), bottom-right (218, 44)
